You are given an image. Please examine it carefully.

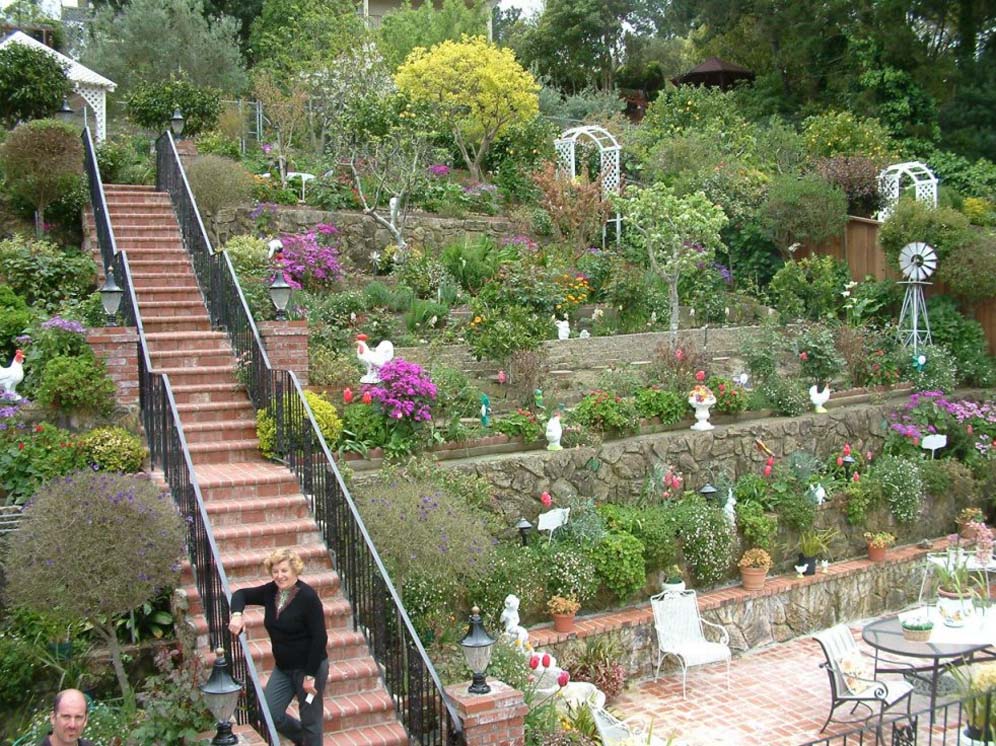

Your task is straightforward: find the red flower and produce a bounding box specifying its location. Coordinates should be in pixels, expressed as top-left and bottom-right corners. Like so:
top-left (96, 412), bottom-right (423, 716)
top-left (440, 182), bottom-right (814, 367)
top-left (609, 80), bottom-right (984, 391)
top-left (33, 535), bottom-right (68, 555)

top-left (799, 351), bottom-right (809, 362)
top-left (852, 472), bottom-right (860, 482)
top-left (967, 424), bottom-right (974, 435)
top-left (540, 491), bottom-right (552, 508)
top-left (675, 348), bottom-right (685, 361)
top-left (842, 443), bottom-right (851, 457)
top-left (695, 370), bottom-right (705, 382)
top-left (766, 456), bottom-right (775, 467)
top-left (718, 383), bottom-right (726, 392)
top-left (865, 451), bottom-right (873, 462)
top-left (836, 456), bottom-right (844, 467)
top-left (912, 437), bottom-right (919, 447)
top-left (557, 671), bottom-right (570, 687)
top-left (33, 424), bottom-right (42, 433)
top-left (343, 387), bottom-right (354, 403)
top-left (763, 464), bottom-right (772, 478)
top-left (17, 442), bottom-right (24, 450)
top-left (361, 391), bottom-right (372, 405)
top-left (529, 656), bottom-right (539, 670)
top-left (542, 653), bottom-right (551, 668)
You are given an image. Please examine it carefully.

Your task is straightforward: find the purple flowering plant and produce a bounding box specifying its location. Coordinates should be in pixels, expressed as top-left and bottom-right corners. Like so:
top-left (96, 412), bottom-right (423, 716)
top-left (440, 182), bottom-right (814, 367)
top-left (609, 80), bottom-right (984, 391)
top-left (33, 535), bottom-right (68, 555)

top-left (884, 391), bottom-right (996, 462)
top-left (427, 164), bottom-right (450, 177)
top-left (364, 358), bottom-right (437, 424)
top-left (275, 224), bottom-right (343, 290)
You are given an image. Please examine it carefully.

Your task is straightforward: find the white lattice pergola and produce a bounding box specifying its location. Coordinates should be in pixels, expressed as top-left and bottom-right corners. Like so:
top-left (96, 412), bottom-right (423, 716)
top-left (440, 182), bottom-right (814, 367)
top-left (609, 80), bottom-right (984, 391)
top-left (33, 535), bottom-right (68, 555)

top-left (0, 31), bottom-right (117, 142)
top-left (876, 161), bottom-right (938, 221)
top-left (554, 125), bottom-right (622, 245)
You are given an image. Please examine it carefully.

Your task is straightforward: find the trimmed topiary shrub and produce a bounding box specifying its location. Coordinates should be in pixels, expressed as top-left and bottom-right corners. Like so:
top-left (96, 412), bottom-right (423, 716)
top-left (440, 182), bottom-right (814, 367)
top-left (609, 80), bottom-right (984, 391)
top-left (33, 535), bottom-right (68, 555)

top-left (591, 530), bottom-right (646, 602)
top-left (879, 199), bottom-right (973, 265)
top-left (124, 78), bottom-right (222, 137)
top-left (760, 174), bottom-right (848, 258)
top-left (0, 43), bottom-right (71, 128)
top-left (937, 233), bottom-right (996, 304)
top-left (35, 353), bottom-right (116, 416)
top-left (256, 390), bottom-right (343, 459)
top-left (80, 426), bottom-right (147, 472)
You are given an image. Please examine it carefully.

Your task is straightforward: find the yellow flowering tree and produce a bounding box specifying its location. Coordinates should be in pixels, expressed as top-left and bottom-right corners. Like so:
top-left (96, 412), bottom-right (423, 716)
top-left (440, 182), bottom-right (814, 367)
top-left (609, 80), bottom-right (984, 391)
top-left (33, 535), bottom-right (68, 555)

top-left (395, 36), bottom-right (539, 183)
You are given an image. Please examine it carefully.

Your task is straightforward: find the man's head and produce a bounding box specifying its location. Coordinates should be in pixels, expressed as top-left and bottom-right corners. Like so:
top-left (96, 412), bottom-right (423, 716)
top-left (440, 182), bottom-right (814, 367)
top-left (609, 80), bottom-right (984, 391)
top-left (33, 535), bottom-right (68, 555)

top-left (50, 689), bottom-right (87, 745)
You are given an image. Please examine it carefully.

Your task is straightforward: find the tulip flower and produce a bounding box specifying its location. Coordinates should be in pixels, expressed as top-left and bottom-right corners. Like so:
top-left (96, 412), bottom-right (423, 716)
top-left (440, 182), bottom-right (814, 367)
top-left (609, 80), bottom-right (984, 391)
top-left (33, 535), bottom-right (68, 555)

top-left (542, 653), bottom-right (551, 668)
top-left (540, 491), bottom-right (552, 507)
top-left (799, 351), bottom-right (809, 362)
top-left (557, 671), bottom-right (570, 687)
top-left (343, 388), bottom-right (354, 403)
top-left (852, 472), bottom-right (860, 482)
top-left (763, 464), bottom-right (772, 478)
top-left (766, 456), bottom-right (775, 467)
top-left (842, 443), bottom-right (851, 457)
top-left (836, 456), bottom-right (844, 467)
top-left (361, 391), bottom-right (372, 405)
top-left (695, 370), bottom-right (705, 382)
top-left (529, 656), bottom-right (539, 669)
top-left (497, 370), bottom-right (507, 384)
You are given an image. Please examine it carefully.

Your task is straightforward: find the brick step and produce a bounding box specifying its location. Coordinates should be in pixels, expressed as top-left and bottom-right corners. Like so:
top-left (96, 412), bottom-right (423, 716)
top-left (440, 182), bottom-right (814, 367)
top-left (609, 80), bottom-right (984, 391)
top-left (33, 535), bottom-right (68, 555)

top-left (202, 493), bottom-right (311, 526)
top-left (128, 257), bottom-right (197, 272)
top-left (140, 299), bottom-right (209, 316)
top-left (187, 596), bottom-right (351, 642)
top-left (323, 689), bottom-right (398, 732)
top-left (213, 541), bottom-right (331, 578)
top-left (105, 184), bottom-right (157, 192)
top-left (246, 632), bottom-right (381, 685)
top-left (170, 382), bottom-right (249, 406)
top-left (195, 462), bottom-right (303, 500)
top-left (210, 517), bottom-right (320, 551)
top-left (116, 237), bottom-right (186, 250)
top-left (260, 657), bottom-right (383, 699)
top-left (149, 348), bottom-right (236, 369)
top-left (91, 212), bottom-right (175, 227)
top-left (145, 330), bottom-right (230, 353)
top-left (141, 315), bottom-right (212, 333)
top-left (182, 417), bottom-right (258, 444)
top-left (183, 570), bottom-right (342, 617)
top-left (187, 438), bottom-right (261, 465)
top-left (129, 270), bottom-right (201, 285)
top-left (152, 364), bottom-right (235, 385)
top-left (105, 194), bottom-right (172, 206)
top-left (234, 721), bottom-right (408, 746)
top-left (174, 400), bottom-right (256, 425)
top-left (111, 226), bottom-right (183, 239)
top-left (133, 286), bottom-right (203, 304)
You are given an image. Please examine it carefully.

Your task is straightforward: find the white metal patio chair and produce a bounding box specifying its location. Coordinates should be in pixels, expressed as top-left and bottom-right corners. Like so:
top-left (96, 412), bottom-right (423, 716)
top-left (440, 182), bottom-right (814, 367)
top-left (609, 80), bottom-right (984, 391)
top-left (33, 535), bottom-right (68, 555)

top-left (592, 706), bottom-right (684, 746)
top-left (813, 624), bottom-right (914, 734)
top-left (650, 589), bottom-right (730, 698)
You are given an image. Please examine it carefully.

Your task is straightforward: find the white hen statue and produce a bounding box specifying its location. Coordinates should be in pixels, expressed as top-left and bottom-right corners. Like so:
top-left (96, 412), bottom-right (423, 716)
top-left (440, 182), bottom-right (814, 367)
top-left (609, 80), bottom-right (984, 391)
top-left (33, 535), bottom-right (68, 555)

top-left (356, 334), bottom-right (394, 384)
top-left (808, 384), bottom-right (830, 414)
top-left (0, 349), bottom-right (25, 400)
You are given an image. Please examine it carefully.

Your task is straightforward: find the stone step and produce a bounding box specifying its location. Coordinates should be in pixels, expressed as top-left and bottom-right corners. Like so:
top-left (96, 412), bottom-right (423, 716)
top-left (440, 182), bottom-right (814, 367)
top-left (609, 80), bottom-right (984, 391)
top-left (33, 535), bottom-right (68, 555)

top-left (195, 462), bottom-right (303, 500)
top-left (169, 382), bottom-right (249, 406)
top-left (182, 417), bottom-right (258, 444)
top-left (188, 438), bottom-right (261, 465)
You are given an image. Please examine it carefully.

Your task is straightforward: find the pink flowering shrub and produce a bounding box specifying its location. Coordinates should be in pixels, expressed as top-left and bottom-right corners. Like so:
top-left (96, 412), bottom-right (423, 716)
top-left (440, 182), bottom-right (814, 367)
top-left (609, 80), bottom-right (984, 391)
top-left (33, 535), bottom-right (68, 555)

top-left (277, 223), bottom-right (343, 290)
top-left (365, 358), bottom-right (437, 423)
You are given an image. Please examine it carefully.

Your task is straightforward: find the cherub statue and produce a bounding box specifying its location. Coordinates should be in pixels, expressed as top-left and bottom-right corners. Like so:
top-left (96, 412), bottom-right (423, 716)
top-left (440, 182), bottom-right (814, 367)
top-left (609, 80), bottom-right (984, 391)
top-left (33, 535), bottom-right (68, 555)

top-left (500, 594), bottom-right (529, 645)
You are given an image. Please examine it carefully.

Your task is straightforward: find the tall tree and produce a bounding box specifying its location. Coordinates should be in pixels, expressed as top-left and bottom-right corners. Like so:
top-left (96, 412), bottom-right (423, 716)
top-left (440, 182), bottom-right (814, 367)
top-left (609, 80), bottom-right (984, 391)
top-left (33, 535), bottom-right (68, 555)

top-left (82, 0), bottom-right (247, 93)
top-left (248, 0), bottom-right (365, 74)
top-left (377, 0), bottom-right (491, 70)
top-left (0, 44), bottom-right (71, 128)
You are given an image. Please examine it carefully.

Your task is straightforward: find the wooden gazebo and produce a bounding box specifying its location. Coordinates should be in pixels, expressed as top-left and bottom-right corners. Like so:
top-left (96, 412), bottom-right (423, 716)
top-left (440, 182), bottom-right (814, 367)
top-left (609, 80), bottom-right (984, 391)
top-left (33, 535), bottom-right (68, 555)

top-left (671, 57), bottom-right (755, 90)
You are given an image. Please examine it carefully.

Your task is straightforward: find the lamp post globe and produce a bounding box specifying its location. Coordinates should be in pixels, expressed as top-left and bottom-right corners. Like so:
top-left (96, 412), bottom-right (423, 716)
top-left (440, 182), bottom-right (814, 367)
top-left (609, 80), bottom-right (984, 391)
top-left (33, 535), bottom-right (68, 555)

top-left (200, 647), bottom-right (242, 746)
top-left (170, 107), bottom-right (185, 137)
top-left (515, 518), bottom-right (533, 547)
top-left (99, 269), bottom-right (124, 326)
top-left (459, 606), bottom-right (496, 694)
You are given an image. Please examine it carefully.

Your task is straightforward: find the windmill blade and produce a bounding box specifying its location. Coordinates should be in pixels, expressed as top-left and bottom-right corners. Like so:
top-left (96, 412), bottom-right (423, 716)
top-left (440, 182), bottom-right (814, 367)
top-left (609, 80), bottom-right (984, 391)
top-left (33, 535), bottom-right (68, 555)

top-left (898, 242), bottom-right (937, 280)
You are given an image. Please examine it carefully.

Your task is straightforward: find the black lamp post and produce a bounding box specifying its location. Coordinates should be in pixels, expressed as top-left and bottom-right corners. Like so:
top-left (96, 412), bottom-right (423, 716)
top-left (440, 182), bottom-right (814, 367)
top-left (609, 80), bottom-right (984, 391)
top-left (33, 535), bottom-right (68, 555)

top-left (268, 267), bottom-right (292, 321)
top-left (515, 518), bottom-right (533, 547)
top-left (99, 269), bottom-right (123, 326)
top-left (57, 98), bottom-right (73, 123)
top-left (200, 647), bottom-right (242, 746)
top-left (170, 107), bottom-right (185, 138)
top-left (841, 454), bottom-right (856, 479)
top-left (699, 483), bottom-right (718, 502)
top-left (459, 606), bottom-right (496, 694)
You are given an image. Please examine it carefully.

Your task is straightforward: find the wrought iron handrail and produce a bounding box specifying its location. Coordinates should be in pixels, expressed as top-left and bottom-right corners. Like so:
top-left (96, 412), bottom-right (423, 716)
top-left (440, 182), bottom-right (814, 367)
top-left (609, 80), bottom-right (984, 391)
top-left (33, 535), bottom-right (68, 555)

top-left (798, 690), bottom-right (991, 746)
top-left (155, 130), bottom-right (464, 746)
top-left (83, 127), bottom-right (279, 745)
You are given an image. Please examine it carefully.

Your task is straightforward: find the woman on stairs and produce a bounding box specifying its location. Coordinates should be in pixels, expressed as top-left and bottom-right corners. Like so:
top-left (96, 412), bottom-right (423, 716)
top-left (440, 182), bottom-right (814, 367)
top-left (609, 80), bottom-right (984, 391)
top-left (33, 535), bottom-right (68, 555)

top-left (229, 548), bottom-right (329, 746)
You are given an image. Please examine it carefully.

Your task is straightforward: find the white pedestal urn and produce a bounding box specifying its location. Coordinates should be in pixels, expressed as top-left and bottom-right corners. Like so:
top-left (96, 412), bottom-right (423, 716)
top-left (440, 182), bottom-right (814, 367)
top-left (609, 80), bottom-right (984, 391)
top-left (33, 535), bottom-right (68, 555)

top-left (688, 386), bottom-right (716, 431)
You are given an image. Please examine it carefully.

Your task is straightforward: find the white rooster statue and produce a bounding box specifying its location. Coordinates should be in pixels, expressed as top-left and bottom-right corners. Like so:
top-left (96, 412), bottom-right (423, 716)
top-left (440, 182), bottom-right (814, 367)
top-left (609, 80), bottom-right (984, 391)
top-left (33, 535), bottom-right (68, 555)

top-left (808, 384), bottom-right (831, 414)
top-left (545, 407), bottom-right (563, 451)
top-left (0, 349), bottom-right (25, 400)
top-left (356, 334), bottom-right (394, 384)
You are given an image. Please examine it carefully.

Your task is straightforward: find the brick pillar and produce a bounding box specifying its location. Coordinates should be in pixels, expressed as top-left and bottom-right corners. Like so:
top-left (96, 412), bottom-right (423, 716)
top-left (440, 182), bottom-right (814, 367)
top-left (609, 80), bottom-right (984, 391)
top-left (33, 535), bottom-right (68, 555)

top-left (259, 320), bottom-right (309, 386)
top-left (444, 681), bottom-right (527, 746)
top-left (87, 326), bottom-right (139, 408)
top-left (174, 138), bottom-right (199, 170)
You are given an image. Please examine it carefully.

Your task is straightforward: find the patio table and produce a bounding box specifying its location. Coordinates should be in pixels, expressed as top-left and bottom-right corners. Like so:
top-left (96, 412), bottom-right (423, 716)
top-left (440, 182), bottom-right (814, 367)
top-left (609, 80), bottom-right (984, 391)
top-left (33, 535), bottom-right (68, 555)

top-left (862, 613), bottom-right (996, 720)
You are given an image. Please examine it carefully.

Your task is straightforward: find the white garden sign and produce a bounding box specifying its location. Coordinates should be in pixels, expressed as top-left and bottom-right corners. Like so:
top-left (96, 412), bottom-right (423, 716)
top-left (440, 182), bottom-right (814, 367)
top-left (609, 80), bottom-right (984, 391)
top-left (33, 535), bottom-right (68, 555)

top-left (554, 125), bottom-right (622, 245)
top-left (876, 161), bottom-right (938, 220)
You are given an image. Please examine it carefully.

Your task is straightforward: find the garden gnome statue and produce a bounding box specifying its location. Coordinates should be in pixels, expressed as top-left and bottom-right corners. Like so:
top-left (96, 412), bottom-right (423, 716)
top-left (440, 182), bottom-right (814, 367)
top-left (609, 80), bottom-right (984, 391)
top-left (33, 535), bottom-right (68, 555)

top-left (555, 318), bottom-right (570, 340)
top-left (723, 489), bottom-right (737, 528)
top-left (534, 388), bottom-right (545, 412)
top-left (500, 594), bottom-right (529, 645)
top-left (546, 406), bottom-right (564, 451)
top-left (480, 393), bottom-right (492, 427)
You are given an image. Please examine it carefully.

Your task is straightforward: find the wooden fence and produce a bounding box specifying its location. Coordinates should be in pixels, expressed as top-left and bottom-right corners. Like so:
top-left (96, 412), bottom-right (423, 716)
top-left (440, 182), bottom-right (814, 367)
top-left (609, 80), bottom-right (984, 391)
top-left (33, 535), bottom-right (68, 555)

top-left (799, 216), bottom-right (996, 353)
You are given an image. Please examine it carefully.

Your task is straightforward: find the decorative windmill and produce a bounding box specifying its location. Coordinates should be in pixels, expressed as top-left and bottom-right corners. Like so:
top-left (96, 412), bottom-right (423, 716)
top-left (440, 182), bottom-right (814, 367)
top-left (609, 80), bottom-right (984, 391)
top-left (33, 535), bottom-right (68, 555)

top-left (897, 242), bottom-right (937, 355)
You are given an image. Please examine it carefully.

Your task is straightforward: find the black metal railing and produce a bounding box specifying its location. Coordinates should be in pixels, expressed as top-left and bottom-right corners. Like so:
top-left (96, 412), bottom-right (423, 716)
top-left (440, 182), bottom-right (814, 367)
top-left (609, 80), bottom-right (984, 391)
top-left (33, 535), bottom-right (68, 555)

top-left (155, 130), bottom-right (464, 746)
top-left (798, 692), bottom-right (994, 746)
top-left (84, 127), bottom-right (279, 745)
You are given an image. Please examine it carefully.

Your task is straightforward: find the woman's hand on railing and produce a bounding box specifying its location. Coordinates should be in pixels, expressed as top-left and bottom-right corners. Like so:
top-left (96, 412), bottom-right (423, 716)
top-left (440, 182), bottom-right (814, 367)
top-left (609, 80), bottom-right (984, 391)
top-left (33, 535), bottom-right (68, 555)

top-left (229, 612), bottom-right (245, 636)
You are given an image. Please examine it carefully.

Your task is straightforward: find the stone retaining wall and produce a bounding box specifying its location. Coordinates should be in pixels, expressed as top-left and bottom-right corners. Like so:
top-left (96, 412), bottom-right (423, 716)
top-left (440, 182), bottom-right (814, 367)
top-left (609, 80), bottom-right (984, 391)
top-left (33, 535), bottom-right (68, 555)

top-left (527, 542), bottom-right (932, 680)
top-left (213, 206), bottom-right (515, 264)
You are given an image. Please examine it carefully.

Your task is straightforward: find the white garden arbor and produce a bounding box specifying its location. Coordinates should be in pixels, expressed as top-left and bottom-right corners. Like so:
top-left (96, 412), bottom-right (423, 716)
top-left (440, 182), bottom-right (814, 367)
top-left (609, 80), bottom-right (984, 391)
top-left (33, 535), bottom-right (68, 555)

top-left (0, 31), bottom-right (117, 142)
top-left (554, 125), bottom-right (622, 245)
top-left (876, 161), bottom-right (938, 221)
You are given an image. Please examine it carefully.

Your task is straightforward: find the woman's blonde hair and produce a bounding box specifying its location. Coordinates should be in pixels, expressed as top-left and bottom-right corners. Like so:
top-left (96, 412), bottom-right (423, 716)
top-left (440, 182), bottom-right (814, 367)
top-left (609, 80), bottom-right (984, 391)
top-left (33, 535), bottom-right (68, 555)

top-left (263, 548), bottom-right (304, 575)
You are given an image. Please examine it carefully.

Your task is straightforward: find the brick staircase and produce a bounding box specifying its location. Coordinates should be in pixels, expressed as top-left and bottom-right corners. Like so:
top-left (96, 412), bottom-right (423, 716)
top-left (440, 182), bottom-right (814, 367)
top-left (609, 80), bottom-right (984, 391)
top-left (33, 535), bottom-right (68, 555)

top-left (100, 184), bottom-right (407, 746)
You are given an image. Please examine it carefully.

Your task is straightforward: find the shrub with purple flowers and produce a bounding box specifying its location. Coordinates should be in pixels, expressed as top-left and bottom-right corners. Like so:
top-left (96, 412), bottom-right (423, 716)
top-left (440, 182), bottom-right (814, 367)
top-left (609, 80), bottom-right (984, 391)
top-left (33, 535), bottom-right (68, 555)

top-left (276, 224), bottom-right (343, 290)
top-left (884, 390), bottom-right (990, 462)
top-left (365, 358), bottom-right (437, 424)
top-left (248, 201), bottom-right (279, 235)
top-left (5, 469), bottom-right (186, 701)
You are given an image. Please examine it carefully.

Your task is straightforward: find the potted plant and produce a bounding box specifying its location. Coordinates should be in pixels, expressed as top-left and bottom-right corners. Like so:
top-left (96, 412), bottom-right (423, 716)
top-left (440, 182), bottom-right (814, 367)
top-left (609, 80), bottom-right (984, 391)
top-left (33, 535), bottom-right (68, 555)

top-left (957, 507), bottom-right (986, 540)
top-left (934, 556), bottom-right (983, 627)
top-left (687, 371), bottom-right (716, 432)
top-left (738, 548), bottom-right (772, 591)
top-left (901, 616), bottom-right (934, 642)
top-left (797, 528), bottom-right (839, 576)
top-left (953, 662), bottom-right (996, 743)
top-left (863, 531), bottom-right (895, 562)
top-left (662, 564), bottom-right (685, 593)
top-left (547, 595), bottom-right (581, 633)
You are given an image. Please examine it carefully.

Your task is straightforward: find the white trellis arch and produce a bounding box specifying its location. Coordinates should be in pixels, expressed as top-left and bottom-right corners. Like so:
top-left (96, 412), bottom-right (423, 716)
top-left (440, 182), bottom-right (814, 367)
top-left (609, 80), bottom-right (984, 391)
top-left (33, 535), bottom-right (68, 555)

top-left (876, 161), bottom-right (938, 221)
top-left (554, 125), bottom-right (622, 245)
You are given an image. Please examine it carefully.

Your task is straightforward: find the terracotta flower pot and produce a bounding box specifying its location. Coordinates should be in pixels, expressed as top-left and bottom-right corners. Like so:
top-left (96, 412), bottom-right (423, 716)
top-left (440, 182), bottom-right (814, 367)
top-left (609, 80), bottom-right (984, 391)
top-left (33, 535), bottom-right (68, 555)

top-left (867, 544), bottom-right (887, 562)
top-left (552, 612), bottom-right (576, 633)
top-left (740, 566), bottom-right (767, 591)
